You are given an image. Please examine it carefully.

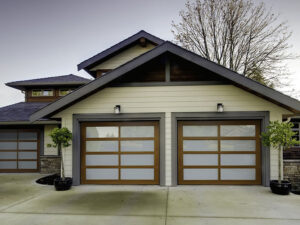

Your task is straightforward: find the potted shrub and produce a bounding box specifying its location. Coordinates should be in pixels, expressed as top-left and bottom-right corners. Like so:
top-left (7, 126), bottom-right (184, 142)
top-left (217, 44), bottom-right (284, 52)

top-left (49, 127), bottom-right (73, 191)
top-left (261, 121), bottom-right (300, 195)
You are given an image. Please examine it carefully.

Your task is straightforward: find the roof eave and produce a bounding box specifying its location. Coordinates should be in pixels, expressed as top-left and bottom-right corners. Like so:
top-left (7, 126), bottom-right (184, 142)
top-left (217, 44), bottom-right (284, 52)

top-left (0, 120), bottom-right (61, 125)
top-left (30, 42), bottom-right (300, 122)
top-left (6, 82), bottom-right (90, 90)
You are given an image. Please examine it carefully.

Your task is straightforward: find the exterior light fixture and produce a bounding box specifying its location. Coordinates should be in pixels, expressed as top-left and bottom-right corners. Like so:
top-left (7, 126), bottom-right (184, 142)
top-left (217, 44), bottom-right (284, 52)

top-left (217, 103), bottom-right (224, 112)
top-left (114, 105), bottom-right (121, 114)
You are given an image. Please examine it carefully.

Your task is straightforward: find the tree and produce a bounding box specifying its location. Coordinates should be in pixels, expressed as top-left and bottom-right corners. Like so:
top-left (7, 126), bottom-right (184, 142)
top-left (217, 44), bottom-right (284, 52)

top-left (261, 121), bottom-right (299, 183)
top-left (48, 127), bottom-right (72, 180)
top-left (172, 0), bottom-right (295, 87)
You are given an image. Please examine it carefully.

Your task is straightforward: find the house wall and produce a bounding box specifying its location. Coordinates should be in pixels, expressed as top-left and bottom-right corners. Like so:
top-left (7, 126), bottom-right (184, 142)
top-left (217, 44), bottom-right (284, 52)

top-left (43, 124), bottom-right (59, 155)
top-left (54, 85), bottom-right (292, 185)
top-left (90, 43), bottom-right (156, 71)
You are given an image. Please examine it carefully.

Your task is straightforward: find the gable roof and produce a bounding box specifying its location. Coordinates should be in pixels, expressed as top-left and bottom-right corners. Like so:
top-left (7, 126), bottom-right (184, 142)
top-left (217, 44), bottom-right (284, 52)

top-left (30, 41), bottom-right (300, 122)
top-left (77, 30), bottom-right (164, 76)
top-left (0, 102), bottom-right (50, 122)
top-left (6, 74), bottom-right (91, 90)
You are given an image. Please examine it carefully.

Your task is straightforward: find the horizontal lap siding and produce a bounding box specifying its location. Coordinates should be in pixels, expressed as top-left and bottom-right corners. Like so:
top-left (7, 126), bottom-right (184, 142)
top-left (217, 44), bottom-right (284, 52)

top-left (44, 125), bottom-right (59, 155)
top-left (55, 85), bottom-right (291, 182)
top-left (91, 44), bottom-right (156, 70)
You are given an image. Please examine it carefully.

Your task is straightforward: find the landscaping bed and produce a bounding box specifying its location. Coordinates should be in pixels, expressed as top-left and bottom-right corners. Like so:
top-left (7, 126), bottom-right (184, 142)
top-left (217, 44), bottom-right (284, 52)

top-left (36, 174), bottom-right (60, 185)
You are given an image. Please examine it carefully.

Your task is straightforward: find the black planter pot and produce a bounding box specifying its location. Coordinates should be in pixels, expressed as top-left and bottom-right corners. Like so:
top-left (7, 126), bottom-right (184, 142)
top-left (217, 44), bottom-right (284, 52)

top-left (54, 177), bottom-right (72, 191)
top-left (270, 180), bottom-right (292, 195)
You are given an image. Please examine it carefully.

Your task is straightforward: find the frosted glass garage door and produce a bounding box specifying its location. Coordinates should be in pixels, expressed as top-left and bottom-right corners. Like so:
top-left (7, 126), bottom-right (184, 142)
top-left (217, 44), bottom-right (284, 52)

top-left (178, 121), bottom-right (261, 184)
top-left (0, 130), bottom-right (39, 172)
top-left (81, 122), bottom-right (159, 184)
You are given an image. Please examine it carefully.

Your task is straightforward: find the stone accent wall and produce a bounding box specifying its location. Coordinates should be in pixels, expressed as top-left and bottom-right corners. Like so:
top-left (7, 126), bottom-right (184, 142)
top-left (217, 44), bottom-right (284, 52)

top-left (283, 160), bottom-right (300, 186)
top-left (40, 156), bottom-right (61, 174)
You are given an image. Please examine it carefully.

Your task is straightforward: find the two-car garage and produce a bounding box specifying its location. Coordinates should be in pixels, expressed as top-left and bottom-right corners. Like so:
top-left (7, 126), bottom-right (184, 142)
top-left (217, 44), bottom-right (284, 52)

top-left (80, 120), bottom-right (261, 185)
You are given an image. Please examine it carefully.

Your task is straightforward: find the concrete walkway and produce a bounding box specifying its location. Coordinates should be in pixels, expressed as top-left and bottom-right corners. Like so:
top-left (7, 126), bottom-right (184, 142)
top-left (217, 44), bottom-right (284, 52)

top-left (1, 174), bottom-right (300, 225)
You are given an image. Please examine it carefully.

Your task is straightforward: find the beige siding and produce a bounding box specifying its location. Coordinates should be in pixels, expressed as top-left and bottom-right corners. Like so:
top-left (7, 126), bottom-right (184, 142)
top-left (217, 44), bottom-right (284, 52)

top-left (43, 125), bottom-right (59, 155)
top-left (54, 85), bottom-right (292, 183)
top-left (90, 43), bottom-right (156, 71)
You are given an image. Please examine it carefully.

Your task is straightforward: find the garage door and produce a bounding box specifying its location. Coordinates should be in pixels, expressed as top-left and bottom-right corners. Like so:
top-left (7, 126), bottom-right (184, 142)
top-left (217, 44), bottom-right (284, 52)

top-left (81, 121), bottom-right (159, 184)
top-left (0, 129), bottom-right (40, 172)
top-left (178, 120), bottom-right (261, 184)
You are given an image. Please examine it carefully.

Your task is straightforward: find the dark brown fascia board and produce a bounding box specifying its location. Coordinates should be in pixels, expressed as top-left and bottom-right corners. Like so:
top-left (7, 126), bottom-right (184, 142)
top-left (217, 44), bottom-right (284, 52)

top-left (30, 41), bottom-right (300, 122)
top-left (77, 30), bottom-right (164, 75)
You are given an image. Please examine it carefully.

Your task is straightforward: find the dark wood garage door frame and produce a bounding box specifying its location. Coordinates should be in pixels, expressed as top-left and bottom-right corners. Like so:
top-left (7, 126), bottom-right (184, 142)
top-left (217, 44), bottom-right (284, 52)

top-left (0, 129), bottom-right (40, 173)
top-left (178, 120), bottom-right (261, 185)
top-left (80, 121), bottom-right (160, 184)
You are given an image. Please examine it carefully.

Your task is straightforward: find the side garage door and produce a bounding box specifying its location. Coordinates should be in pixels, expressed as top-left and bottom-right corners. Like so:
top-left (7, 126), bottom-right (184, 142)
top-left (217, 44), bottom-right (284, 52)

top-left (81, 121), bottom-right (159, 184)
top-left (0, 129), bottom-right (40, 172)
top-left (178, 120), bottom-right (261, 184)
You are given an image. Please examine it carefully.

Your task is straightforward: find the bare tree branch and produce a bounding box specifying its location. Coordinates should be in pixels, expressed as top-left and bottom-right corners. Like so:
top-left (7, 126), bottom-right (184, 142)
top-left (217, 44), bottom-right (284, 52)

top-left (172, 0), bottom-right (296, 88)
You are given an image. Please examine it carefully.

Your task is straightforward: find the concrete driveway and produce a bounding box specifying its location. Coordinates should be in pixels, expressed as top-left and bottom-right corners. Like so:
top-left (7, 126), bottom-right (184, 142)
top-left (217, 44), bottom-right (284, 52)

top-left (1, 174), bottom-right (300, 225)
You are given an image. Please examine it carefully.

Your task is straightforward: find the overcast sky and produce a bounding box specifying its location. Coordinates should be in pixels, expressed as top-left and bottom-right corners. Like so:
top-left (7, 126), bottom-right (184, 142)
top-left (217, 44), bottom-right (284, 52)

top-left (0, 0), bottom-right (299, 107)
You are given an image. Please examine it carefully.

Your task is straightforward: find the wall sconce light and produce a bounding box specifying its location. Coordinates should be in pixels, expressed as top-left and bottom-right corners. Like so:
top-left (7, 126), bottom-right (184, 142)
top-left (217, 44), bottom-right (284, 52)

top-left (114, 105), bottom-right (121, 114)
top-left (217, 103), bottom-right (224, 112)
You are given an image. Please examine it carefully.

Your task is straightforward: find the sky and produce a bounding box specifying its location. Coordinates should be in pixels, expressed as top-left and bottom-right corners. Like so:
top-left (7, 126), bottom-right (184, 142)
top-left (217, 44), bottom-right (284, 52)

top-left (0, 0), bottom-right (299, 107)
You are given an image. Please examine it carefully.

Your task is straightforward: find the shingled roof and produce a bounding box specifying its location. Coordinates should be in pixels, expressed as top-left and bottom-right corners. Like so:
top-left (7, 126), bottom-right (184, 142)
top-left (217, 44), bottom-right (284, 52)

top-left (0, 102), bottom-right (50, 122)
top-left (6, 74), bottom-right (92, 90)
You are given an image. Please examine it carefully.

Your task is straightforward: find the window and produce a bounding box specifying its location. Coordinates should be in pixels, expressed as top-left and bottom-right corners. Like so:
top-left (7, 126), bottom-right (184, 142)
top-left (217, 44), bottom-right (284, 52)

top-left (59, 89), bottom-right (74, 96)
top-left (32, 89), bottom-right (54, 97)
top-left (292, 122), bottom-right (300, 147)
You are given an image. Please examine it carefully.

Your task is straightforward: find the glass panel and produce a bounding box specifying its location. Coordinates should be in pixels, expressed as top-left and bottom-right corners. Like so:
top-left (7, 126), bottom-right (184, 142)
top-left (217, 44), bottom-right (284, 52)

top-left (19, 142), bottom-right (37, 150)
top-left (221, 154), bottom-right (256, 166)
top-left (19, 132), bottom-right (37, 140)
top-left (42, 90), bottom-right (53, 96)
top-left (32, 90), bottom-right (42, 97)
top-left (18, 161), bottom-right (37, 169)
top-left (0, 132), bottom-right (17, 140)
top-left (221, 125), bottom-right (255, 137)
top-left (121, 126), bottom-right (154, 138)
top-left (183, 140), bottom-right (218, 151)
top-left (0, 142), bottom-right (17, 150)
top-left (0, 161), bottom-right (17, 169)
top-left (121, 140), bottom-right (154, 152)
top-left (221, 140), bottom-right (256, 151)
top-left (183, 154), bottom-right (218, 166)
top-left (86, 141), bottom-right (118, 152)
top-left (86, 168), bottom-right (118, 180)
top-left (121, 154), bottom-right (154, 166)
top-left (18, 152), bottom-right (37, 160)
top-left (0, 152), bottom-right (17, 159)
top-left (86, 127), bottom-right (118, 138)
top-left (86, 155), bottom-right (118, 166)
top-left (221, 168), bottom-right (256, 180)
top-left (183, 125), bottom-right (218, 137)
top-left (183, 169), bottom-right (218, 180)
top-left (32, 90), bottom-right (53, 97)
top-left (121, 168), bottom-right (154, 180)
top-left (59, 89), bottom-right (73, 96)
